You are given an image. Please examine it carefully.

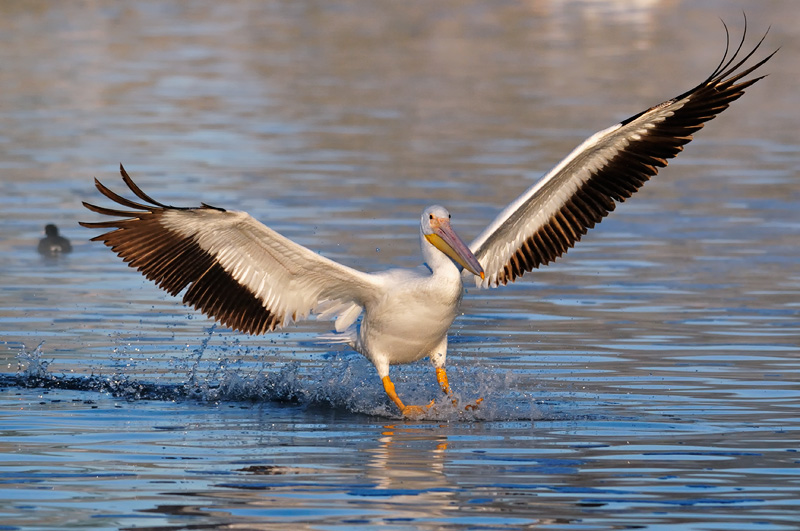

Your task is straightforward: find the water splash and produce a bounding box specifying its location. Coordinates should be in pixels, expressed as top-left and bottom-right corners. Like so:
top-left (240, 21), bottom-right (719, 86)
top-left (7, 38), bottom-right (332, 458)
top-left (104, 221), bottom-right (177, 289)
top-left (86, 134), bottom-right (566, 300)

top-left (1, 341), bottom-right (546, 421)
top-left (17, 340), bottom-right (51, 380)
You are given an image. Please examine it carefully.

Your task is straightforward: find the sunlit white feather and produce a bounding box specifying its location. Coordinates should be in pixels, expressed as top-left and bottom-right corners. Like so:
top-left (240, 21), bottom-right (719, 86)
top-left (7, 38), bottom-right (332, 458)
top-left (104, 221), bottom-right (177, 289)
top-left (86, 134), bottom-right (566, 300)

top-left (466, 99), bottom-right (685, 288)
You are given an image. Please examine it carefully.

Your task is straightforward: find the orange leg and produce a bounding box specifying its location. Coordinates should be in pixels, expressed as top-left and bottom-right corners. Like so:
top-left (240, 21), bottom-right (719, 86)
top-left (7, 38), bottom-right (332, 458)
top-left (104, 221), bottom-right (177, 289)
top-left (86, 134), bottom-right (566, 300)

top-left (435, 367), bottom-right (483, 410)
top-left (435, 367), bottom-right (452, 396)
top-left (382, 376), bottom-right (434, 418)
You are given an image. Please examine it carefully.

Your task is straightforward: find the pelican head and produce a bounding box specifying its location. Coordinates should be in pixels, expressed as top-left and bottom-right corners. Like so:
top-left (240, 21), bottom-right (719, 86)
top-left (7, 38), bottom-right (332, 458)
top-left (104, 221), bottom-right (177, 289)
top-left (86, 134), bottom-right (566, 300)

top-left (421, 205), bottom-right (484, 279)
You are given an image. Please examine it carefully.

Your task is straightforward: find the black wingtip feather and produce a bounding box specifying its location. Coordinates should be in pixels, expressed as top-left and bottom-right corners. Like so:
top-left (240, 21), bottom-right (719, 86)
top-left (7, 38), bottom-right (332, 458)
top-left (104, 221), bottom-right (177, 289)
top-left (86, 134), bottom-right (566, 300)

top-left (486, 19), bottom-right (775, 287)
top-left (81, 165), bottom-right (282, 335)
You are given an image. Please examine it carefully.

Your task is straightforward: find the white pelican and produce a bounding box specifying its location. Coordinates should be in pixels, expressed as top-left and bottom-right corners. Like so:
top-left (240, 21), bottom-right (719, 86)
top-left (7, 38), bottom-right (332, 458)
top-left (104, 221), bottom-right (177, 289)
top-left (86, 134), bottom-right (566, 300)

top-left (81, 25), bottom-right (775, 417)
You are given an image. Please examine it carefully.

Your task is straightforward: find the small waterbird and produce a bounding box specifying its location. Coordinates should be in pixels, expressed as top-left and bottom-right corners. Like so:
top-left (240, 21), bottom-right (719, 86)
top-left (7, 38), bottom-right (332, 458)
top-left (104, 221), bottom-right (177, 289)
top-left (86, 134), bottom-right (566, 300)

top-left (81, 23), bottom-right (775, 417)
top-left (38, 224), bottom-right (72, 256)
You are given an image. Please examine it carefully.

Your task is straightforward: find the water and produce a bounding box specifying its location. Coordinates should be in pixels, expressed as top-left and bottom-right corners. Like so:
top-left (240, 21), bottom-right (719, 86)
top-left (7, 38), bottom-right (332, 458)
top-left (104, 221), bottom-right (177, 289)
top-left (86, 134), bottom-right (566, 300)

top-left (1, 1), bottom-right (799, 529)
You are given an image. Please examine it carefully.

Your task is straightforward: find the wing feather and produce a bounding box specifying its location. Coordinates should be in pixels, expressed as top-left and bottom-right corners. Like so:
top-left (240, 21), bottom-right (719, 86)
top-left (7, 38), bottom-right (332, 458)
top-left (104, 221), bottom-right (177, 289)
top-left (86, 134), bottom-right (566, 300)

top-left (80, 165), bottom-right (379, 334)
top-left (468, 22), bottom-right (777, 288)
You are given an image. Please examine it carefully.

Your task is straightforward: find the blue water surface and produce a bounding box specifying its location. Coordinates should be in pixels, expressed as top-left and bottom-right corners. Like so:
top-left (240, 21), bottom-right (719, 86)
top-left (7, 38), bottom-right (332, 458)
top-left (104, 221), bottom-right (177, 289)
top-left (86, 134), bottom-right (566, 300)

top-left (1, 1), bottom-right (799, 529)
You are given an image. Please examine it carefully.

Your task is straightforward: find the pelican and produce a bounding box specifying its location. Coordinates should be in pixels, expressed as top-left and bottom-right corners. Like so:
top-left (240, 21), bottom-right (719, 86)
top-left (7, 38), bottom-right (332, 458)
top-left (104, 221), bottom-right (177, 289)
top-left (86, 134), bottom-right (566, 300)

top-left (81, 25), bottom-right (775, 417)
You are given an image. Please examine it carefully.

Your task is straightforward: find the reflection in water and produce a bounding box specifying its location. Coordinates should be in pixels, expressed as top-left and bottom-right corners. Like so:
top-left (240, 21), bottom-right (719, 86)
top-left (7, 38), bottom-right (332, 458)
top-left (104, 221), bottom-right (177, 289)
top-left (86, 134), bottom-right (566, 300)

top-left (370, 424), bottom-right (449, 484)
top-left (363, 425), bottom-right (453, 520)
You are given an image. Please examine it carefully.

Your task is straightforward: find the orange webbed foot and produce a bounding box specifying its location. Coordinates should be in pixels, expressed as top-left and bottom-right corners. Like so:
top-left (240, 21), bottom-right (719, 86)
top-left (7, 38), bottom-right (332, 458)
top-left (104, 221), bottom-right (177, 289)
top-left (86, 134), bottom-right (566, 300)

top-left (383, 376), bottom-right (437, 418)
top-left (400, 399), bottom-right (436, 418)
top-left (464, 397), bottom-right (483, 411)
top-left (436, 367), bottom-right (482, 412)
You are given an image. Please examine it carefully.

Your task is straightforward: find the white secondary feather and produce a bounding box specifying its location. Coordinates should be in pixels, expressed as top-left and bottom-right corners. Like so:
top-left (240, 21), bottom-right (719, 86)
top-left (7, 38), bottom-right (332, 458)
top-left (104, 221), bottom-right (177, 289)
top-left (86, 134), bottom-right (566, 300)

top-left (316, 299), bottom-right (364, 332)
top-left (159, 208), bottom-right (376, 328)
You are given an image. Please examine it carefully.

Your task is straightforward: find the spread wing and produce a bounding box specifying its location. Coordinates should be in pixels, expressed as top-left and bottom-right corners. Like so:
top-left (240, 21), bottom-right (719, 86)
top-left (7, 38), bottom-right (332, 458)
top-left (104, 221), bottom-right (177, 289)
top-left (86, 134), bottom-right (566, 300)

top-left (467, 22), bottom-right (776, 288)
top-left (80, 165), bottom-right (379, 334)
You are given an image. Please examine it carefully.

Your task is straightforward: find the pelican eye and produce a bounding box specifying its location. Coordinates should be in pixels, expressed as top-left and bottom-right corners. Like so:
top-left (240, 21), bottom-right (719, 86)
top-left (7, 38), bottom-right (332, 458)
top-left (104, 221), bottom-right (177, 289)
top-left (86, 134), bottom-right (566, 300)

top-left (429, 214), bottom-right (434, 220)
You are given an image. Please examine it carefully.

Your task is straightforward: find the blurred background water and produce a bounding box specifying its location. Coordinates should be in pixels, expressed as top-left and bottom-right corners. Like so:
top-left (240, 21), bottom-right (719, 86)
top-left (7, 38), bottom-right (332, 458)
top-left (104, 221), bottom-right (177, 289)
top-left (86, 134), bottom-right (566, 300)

top-left (1, 0), bottom-right (798, 529)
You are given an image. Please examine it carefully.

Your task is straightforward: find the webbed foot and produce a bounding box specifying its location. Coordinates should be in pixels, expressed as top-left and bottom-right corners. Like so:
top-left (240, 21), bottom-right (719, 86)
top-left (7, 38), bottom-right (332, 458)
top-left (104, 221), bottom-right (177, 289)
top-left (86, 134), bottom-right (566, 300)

top-left (400, 399), bottom-right (436, 418)
top-left (436, 367), bottom-right (483, 411)
top-left (464, 397), bottom-right (483, 411)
